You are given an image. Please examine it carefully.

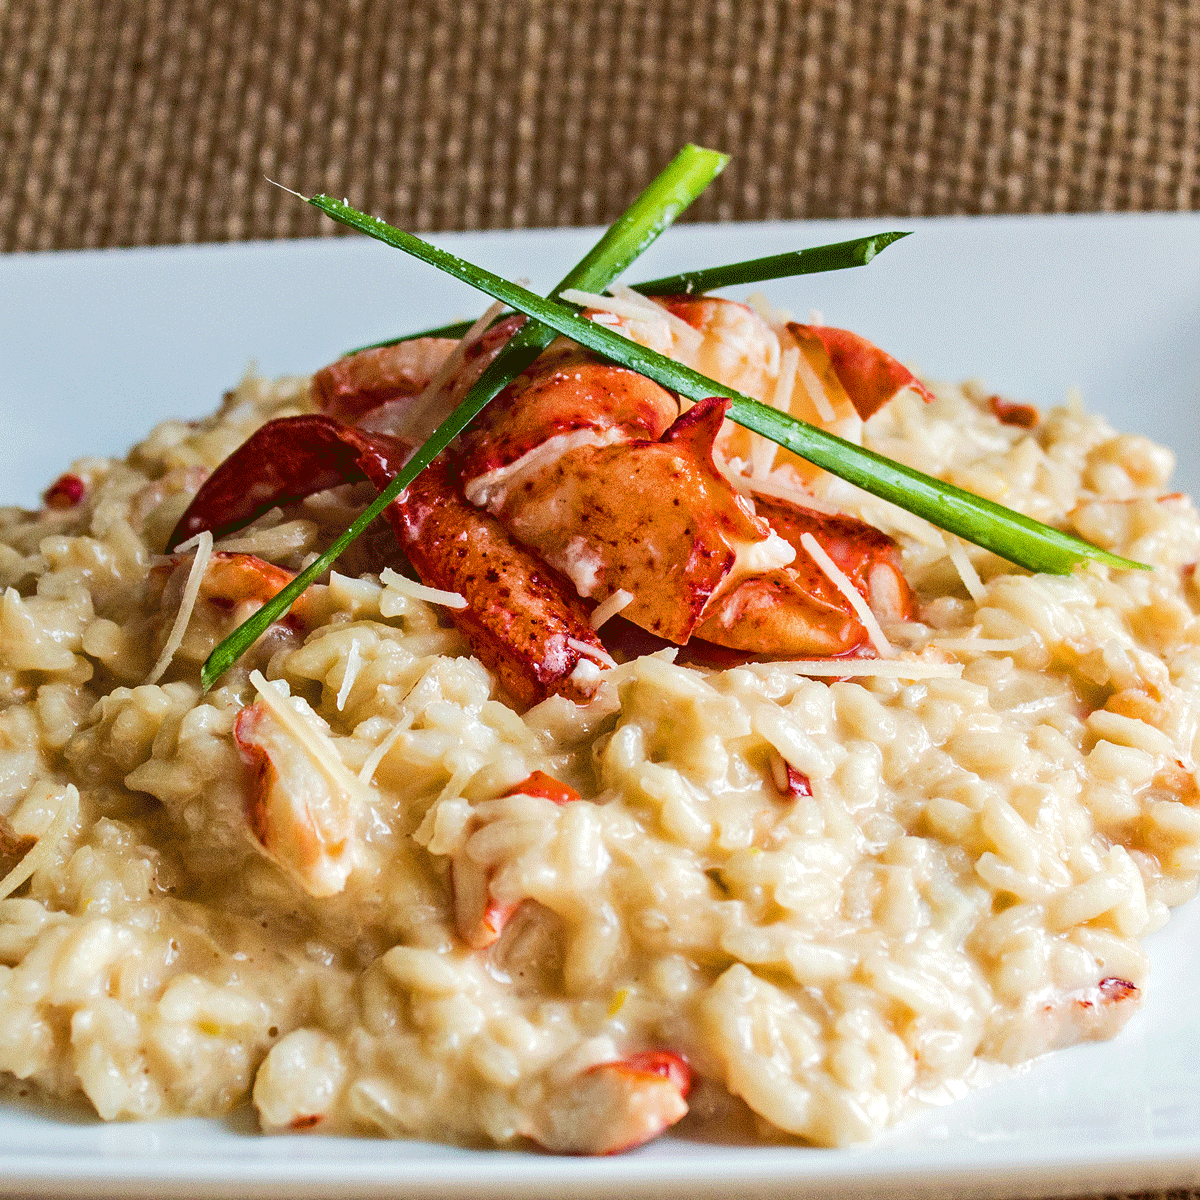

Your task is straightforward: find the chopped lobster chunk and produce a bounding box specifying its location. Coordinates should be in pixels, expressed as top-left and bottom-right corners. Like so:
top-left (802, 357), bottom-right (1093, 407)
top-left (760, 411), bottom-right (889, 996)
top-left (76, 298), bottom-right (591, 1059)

top-left (311, 337), bottom-right (458, 422)
top-left (487, 397), bottom-right (793, 645)
top-left (450, 848), bottom-right (518, 950)
top-left (43, 473), bottom-right (86, 509)
top-left (693, 566), bottom-right (867, 657)
top-left (191, 551), bottom-right (320, 628)
top-left (989, 395), bottom-right (1041, 428)
top-left (523, 1051), bottom-right (693, 1154)
top-left (755, 496), bottom-right (913, 622)
top-left (503, 770), bottom-right (581, 805)
top-left (1007, 977), bottom-right (1141, 1061)
top-left (789, 322), bottom-right (935, 419)
top-left (654, 295), bottom-right (779, 402)
top-left (693, 493), bottom-right (910, 657)
top-left (167, 415), bottom-right (409, 551)
top-left (457, 345), bottom-right (680, 490)
top-left (393, 456), bottom-right (608, 707)
top-left (149, 551), bottom-right (322, 670)
top-left (355, 314), bottom-right (527, 439)
top-left (168, 415), bottom-right (609, 706)
top-left (233, 701), bottom-right (361, 898)
top-left (769, 750), bottom-right (813, 798)
top-left (453, 773), bottom-right (581, 948)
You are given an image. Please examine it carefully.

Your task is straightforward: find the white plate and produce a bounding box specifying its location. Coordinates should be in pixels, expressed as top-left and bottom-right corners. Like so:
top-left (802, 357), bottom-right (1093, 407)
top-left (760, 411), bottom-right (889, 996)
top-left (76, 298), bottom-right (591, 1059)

top-left (1, 215), bottom-right (1200, 1198)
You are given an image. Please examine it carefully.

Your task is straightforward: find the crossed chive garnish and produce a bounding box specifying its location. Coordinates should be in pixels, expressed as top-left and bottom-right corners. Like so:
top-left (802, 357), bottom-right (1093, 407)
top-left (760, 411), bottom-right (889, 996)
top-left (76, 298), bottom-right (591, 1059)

top-left (201, 145), bottom-right (1144, 689)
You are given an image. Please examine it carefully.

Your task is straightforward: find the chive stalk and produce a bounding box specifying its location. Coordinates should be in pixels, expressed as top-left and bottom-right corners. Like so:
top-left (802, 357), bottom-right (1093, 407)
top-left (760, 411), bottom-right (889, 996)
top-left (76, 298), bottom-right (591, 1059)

top-left (630, 231), bottom-right (910, 296)
top-left (350, 318), bottom-right (478, 354)
top-left (301, 194), bottom-right (1146, 577)
top-left (202, 145), bottom-right (728, 688)
top-left (351, 231), bottom-right (906, 355)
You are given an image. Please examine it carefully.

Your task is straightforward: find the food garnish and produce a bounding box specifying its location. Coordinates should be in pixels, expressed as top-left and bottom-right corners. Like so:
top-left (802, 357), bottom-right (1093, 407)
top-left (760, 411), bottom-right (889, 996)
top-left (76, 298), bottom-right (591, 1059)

top-left (200, 144), bottom-right (725, 688)
top-left (350, 230), bottom-right (909, 354)
top-left (304, 192), bottom-right (1145, 576)
top-left (202, 170), bottom-right (1145, 687)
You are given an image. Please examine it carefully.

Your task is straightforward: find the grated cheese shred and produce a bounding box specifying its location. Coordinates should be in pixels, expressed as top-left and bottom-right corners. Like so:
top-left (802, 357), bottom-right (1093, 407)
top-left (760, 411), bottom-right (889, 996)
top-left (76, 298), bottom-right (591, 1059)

top-left (359, 711), bottom-right (417, 786)
top-left (589, 589), bottom-right (635, 630)
top-left (800, 532), bottom-right (894, 658)
top-left (0, 785), bottom-right (79, 902)
top-left (146, 531), bottom-right (213, 685)
top-left (249, 670), bottom-right (373, 805)
top-left (568, 638), bottom-right (618, 669)
top-left (336, 640), bottom-right (363, 712)
top-left (791, 341), bottom-right (837, 423)
top-left (750, 346), bottom-right (800, 478)
top-left (413, 299), bottom-right (507, 408)
top-left (380, 567), bottom-right (468, 610)
top-left (608, 285), bottom-right (704, 352)
top-left (931, 636), bottom-right (1031, 654)
top-left (750, 658), bottom-right (963, 680)
top-left (944, 533), bottom-right (987, 603)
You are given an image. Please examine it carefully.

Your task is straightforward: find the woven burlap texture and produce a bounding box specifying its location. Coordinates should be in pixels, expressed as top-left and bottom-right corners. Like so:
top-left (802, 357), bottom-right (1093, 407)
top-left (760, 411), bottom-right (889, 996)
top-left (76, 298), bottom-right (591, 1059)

top-left (2, 0), bottom-right (1197, 250)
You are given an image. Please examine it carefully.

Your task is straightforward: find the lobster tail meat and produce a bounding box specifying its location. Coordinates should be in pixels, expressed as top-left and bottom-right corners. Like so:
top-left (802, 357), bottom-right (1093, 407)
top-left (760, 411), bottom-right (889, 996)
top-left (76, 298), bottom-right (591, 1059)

top-left (391, 456), bottom-right (609, 707)
top-left (168, 415), bottom-right (610, 706)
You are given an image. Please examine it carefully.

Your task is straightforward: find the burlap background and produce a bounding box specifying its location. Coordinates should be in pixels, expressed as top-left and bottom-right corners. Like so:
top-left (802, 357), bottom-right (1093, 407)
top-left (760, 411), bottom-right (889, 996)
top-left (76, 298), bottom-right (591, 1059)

top-left (1, 0), bottom-right (1197, 251)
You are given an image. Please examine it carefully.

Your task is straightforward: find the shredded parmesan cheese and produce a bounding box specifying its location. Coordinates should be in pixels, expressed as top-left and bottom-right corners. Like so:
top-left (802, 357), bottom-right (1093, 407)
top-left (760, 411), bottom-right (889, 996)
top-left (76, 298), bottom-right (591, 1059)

top-left (396, 299), bottom-right (508, 441)
top-left (358, 711), bottom-right (417, 786)
top-left (336, 640), bottom-right (363, 712)
top-left (568, 638), bottom-right (617, 669)
top-left (462, 427), bottom-right (625, 511)
top-left (750, 346), bottom-right (800, 478)
top-left (751, 658), bottom-right (963, 680)
top-left (559, 288), bottom-right (665, 324)
top-left (800, 532), bottom-right (894, 658)
top-left (249, 670), bottom-right (374, 806)
top-left (590, 589), bottom-right (635, 630)
top-left (171, 531), bottom-right (208, 554)
top-left (379, 567), bottom-right (468, 610)
top-left (0, 785), bottom-right (78, 901)
top-left (722, 466), bottom-right (842, 515)
top-left (792, 342), bottom-right (837, 423)
top-left (944, 533), bottom-right (987, 603)
top-left (415, 299), bottom-right (507, 407)
top-left (930, 636), bottom-right (1031, 654)
top-left (146, 531), bottom-right (213, 685)
top-left (746, 291), bottom-right (794, 327)
top-left (609, 285), bottom-right (705, 352)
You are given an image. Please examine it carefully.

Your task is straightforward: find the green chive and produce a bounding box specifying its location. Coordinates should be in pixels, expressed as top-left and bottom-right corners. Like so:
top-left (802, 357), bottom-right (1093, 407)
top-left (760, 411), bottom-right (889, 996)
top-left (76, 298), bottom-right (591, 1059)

top-left (351, 232), bottom-right (905, 355)
top-left (630, 231), bottom-right (910, 296)
top-left (348, 318), bottom-right (478, 355)
top-left (303, 194), bottom-right (1148, 577)
top-left (201, 145), bottom-right (728, 689)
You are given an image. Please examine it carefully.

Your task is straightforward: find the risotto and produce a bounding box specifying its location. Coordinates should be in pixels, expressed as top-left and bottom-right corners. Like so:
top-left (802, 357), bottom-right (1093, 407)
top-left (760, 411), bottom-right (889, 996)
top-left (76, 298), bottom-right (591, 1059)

top-left (1, 288), bottom-right (1199, 1154)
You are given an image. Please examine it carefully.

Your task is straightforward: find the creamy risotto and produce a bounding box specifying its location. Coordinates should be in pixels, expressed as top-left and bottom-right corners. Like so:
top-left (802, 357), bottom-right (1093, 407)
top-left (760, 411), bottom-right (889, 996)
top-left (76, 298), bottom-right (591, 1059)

top-left (2, 292), bottom-right (1199, 1153)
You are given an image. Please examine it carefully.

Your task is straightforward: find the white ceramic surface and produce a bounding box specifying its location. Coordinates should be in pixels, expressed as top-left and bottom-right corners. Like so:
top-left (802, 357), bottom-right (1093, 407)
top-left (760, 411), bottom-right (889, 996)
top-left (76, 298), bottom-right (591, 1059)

top-left (1, 215), bottom-right (1199, 1198)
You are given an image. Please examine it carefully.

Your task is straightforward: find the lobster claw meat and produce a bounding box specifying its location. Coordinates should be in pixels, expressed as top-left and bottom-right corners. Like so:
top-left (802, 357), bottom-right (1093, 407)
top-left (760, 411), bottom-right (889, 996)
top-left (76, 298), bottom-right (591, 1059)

top-left (788, 322), bottom-right (935, 420)
top-left (166, 415), bottom-right (409, 552)
top-left (313, 314), bottom-right (526, 432)
top-left (169, 415), bottom-right (610, 706)
top-left (457, 343), bottom-right (680, 488)
top-left (392, 455), bottom-right (607, 705)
